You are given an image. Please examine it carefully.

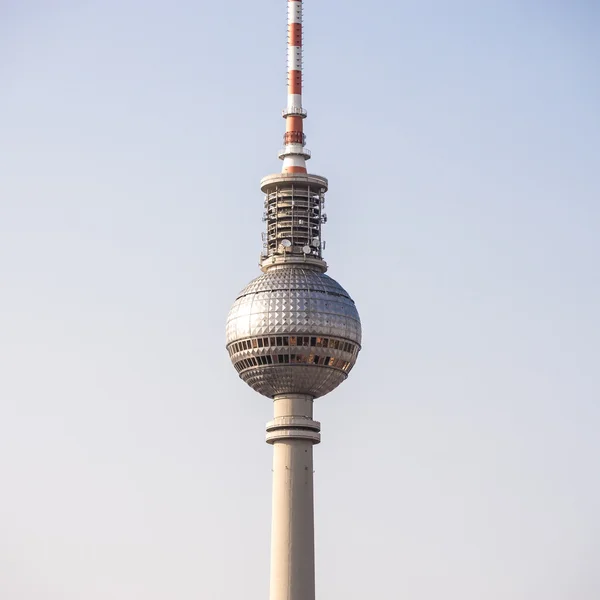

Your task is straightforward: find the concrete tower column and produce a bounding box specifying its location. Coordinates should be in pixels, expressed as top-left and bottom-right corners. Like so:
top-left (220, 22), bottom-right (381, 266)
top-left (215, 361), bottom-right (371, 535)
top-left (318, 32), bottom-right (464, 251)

top-left (266, 394), bottom-right (321, 600)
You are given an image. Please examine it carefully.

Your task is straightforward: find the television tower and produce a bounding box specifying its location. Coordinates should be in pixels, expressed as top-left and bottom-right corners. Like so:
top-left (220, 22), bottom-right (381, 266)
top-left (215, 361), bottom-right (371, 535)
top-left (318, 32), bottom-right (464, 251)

top-left (225, 1), bottom-right (362, 599)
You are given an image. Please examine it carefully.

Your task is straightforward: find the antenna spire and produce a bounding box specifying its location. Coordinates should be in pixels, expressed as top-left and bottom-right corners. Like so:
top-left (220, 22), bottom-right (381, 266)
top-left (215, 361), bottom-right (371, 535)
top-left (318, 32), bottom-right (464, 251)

top-left (279, 0), bottom-right (310, 173)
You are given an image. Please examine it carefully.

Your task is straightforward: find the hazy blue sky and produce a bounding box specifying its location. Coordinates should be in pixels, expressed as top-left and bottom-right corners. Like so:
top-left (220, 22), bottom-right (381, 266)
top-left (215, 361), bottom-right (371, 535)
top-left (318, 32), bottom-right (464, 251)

top-left (1, 1), bottom-right (599, 598)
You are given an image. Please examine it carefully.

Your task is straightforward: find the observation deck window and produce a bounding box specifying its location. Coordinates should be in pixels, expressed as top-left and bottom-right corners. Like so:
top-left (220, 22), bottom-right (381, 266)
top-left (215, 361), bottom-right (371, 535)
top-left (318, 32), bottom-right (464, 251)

top-left (230, 336), bottom-right (358, 357)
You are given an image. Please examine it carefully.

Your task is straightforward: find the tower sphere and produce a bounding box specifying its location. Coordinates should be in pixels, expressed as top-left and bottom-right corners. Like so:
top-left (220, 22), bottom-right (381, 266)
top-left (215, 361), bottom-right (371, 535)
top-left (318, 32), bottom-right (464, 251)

top-left (226, 266), bottom-right (361, 398)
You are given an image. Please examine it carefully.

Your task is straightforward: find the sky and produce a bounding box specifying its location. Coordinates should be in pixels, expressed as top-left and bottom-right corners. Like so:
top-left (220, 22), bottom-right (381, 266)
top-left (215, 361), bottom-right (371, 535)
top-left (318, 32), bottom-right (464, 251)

top-left (1, 0), bottom-right (599, 598)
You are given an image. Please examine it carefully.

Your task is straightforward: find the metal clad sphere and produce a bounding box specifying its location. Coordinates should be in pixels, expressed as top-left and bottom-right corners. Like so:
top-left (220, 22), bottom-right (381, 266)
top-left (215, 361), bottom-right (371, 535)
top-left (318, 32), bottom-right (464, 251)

top-left (226, 267), bottom-right (361, 398)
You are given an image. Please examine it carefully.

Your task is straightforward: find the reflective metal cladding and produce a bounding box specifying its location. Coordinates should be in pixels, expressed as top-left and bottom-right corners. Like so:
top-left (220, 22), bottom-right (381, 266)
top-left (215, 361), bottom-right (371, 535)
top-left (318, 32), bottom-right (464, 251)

top-left (226, 267), bottom-right (361, 398)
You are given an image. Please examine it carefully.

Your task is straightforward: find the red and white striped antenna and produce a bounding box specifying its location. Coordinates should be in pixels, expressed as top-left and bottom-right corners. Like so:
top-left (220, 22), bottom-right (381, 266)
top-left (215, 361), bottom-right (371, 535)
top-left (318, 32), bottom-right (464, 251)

top-left (278, 0), bottom-right (310, 173)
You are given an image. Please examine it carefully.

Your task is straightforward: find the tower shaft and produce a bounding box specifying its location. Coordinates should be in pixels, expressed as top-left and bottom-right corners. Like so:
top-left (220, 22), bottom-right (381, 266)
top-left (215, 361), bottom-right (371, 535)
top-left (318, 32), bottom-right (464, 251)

top-left (266, 394), bottom-right (320, 600)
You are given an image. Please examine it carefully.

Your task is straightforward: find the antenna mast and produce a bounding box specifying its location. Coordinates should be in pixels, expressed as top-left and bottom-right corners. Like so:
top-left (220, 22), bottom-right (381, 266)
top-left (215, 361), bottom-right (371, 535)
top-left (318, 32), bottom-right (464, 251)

top-left (279, 0), bottom-right (310, 173)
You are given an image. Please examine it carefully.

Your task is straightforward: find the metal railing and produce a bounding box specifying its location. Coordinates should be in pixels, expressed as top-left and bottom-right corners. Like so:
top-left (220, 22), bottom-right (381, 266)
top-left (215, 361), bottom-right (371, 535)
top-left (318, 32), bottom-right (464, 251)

top-left (281, 106), bottom-right (307, 118)
top-left (278, 147), bottom-right (311, 159)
